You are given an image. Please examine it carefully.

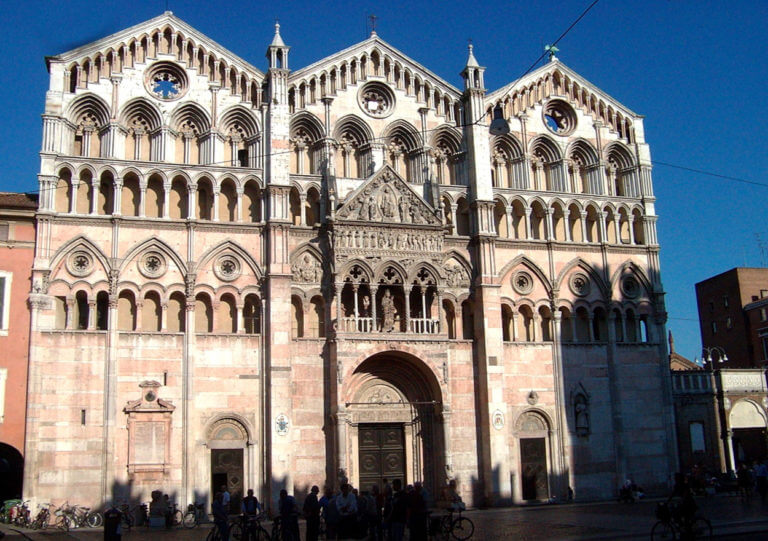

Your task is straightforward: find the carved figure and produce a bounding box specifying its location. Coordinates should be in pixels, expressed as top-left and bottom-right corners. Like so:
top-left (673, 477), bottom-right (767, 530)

top-left (292, 254), bottom-right (320, 282)
top-left (575, 394), bottom-right (589, 436)
top-left (380, 289), bottom-right (396, 332)
top-left (398, 196), bottom-right (410, 223)
top-left (380, 189), bottom-right (396, 219)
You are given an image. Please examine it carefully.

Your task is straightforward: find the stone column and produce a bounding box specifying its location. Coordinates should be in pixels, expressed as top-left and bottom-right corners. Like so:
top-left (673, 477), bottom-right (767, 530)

top-left (66, 298), bottom-right (75, 329)
top-left (580, 211), bottom-right (588, 243)
top-left (546, 208), bottom-right (555, 241)
top-left (113, 178), bottom-right (123, 216)
top-left (162, 181), bottom-right (171, 219)
top-left (403, 287), bottom-right (410, 333)
top-left (187, 184), bottom-right (197, 220)
top-left (449, 203), bottom-right (457, 236)
top-left (87, 300), bottom-right (97, 330)
top-left (212, 189), bottom-right (220, 222)
top-left (161, 302), bottom-right (168, 332)
top-left (563, 209), bottom-right (571, 242)
top-left (524, 206), bottom-right (532, 239)
top-left (371, 286), bottom-right (378, 332)
top-left (236, 304), bottom-right (245, 334)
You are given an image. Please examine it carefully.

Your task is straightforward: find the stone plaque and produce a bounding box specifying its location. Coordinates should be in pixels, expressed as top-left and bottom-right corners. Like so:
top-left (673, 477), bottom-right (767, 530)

top-left (134, 422), bottom-right (165, 464)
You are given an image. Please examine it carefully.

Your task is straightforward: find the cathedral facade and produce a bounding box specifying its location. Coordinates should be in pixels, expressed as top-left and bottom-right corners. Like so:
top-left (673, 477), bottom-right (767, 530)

top-left (25, 12), bottom-right (675, 508)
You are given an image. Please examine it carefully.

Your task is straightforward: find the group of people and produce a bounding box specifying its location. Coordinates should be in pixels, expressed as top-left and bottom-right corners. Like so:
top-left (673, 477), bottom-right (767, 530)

top-left (212, 478), bottom-right (461, 541)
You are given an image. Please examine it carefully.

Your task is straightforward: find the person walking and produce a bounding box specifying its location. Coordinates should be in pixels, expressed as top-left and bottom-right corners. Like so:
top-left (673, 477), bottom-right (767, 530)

top-left (303, 485), bottom-right (321, 541)
top-left (221, 485), bottom-right (231, 514)
top-left (335, 483), bottom-right (357, 540)
top-left (407, 482), bottom-right (428, 541)
top-left (279, 489), bottom-right (300, 541)
top-left (387, 480), bottom-right (407, 541)
top-left (212, 493), bottom-right (229, 541)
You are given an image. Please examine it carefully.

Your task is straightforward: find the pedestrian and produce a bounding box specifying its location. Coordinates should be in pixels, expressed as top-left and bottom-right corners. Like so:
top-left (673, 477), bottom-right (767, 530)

top-left (212, 492), bottom-right (229, 540)
top-left (407, 482), bottom-right (428, 541)
top-left (335, 483), bottom-right (357, 539)
top-left (279, 489), bottom-right (300, 541)
top-left (322, 487), bottom-right (339, 540)
top-left (755, 460), bottom-right (768, 502)
top-left (737, 463), bottom-right (753, 502)
top-left (303, 485), bottom-right (321, 541)
top-left (371, 485), bottom-right (383, 541)
top-left (221, 484), bottom-right (231, 513)
top-left (103, 503), bottom-right (122, 541)
top-left (387, 479), bottom-right (407, 541)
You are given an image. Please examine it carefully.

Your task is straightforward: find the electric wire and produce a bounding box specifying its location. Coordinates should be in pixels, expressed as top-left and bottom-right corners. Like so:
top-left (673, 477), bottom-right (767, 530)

top-left (20, 0), bottom-right (603, 197)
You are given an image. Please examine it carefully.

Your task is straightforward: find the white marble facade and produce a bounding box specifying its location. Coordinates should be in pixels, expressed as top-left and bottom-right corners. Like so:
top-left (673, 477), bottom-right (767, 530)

top-left (25, 11), bottom-right (676, 509)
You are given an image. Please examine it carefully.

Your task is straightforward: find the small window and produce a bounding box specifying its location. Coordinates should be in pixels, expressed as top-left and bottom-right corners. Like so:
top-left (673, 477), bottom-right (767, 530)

top-left (723, 295), bottom-right (729, 307)
top-left (761, 289), bottom-right (768, 299)
top-left (0, 273), bottom-right (10, 333)
top-left (237, 149), bottom-right (248, 167)
top-left (711, 321), bottom-right (717, 334)
top-left (762, 334), bottom-right (768, 360)
top-left (689, 422), bottom-right (705, 453)
top-left (726, 317), bottom-right (733, 329)
top-left (760, 307), bottom-right (767, 322)
top-left (0, 222), bottom-right (9, 241)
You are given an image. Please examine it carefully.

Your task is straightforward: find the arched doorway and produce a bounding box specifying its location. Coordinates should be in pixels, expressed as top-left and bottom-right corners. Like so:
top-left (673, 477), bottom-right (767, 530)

top-left (0, 443), bottom-right (23, 501)
top-left (515, 410), bottom-right (552, 502)
top-left (342, 352), bottom-right (444, 496)
top-left (729, 400), bottom-right (768, 467)
top-left (207, 418), bottom-right (252, 514)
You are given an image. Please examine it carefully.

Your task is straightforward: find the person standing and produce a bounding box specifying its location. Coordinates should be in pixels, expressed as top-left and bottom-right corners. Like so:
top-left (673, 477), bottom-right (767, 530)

top-left (212, 493), bottom-right (229, 540)
top-left (221, 484), bottom-right (231, 514)
top-left (279, 489), bottom-right (300, 541)
top-left (388, 480), bottom-right (407, 541)
top-left (303, 485), bottom-right (321, 541)
top-left (335, 483), bottom-right (357, 540)
top-left (755, 460), bottom-right (768, 503)
top-left (407, 482), bottom-right (428, 541)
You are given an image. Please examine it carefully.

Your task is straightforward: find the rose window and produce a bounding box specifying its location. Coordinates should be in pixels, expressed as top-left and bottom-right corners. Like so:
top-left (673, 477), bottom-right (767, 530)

top-left (569, 272), bottom-right (591, 297)
top-left (144, 62), bottom-right (189, 101)
top-left (358, 82), bottom-right (395, 118)
top-left (138, 251), bottom-right (166, 278)
top-left (621, 276), bottom-right (639, 298)
top-left (512, 271), bottom-right (534, 295)
top-left (542, 99), bottom-right (577, 136)
top-left (67, 251), bottom-right (94, 277)
top-left (214, 255), bottom-right (241, 282)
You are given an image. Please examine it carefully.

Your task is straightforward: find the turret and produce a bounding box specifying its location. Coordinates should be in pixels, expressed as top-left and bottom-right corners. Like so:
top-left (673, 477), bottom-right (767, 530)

top-left (266, 22), bottom-right (290, 70)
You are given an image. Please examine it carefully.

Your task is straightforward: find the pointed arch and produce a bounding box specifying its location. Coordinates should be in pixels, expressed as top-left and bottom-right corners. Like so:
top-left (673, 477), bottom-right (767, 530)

top-left (66, 93), bottom-right (111, 127)
top-left (119, 97), bottom-right (163, 131)
top-left (119, 237), bottom-right (187, 276)
top-left (49, 235), bottom-right (111, 278)
top-left (194, 240), bottom-right (264, 282)
top-left (555, 258), bottom-right (610, 299)
top-left (498, 255), bottom-right (552, 295)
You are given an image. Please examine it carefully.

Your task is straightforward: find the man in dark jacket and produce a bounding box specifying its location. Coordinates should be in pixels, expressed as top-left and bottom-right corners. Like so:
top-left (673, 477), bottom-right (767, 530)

top-left (303, 485), bottom-right (321, 541)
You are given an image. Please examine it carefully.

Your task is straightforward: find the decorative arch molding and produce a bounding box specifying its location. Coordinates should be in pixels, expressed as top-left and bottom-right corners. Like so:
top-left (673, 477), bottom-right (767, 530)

top-left (119, 237), bottom-right (188, 276)
top-left (338, 258), bottom-right (374, 284)
top-left (332, 114), bottom-right (374, 144)
top-left (219, 105), bottom-right (261, 138)
top-left (194, 240), bottom-right (264, 282)
top-left (290, 243), bottom-right (326, 285)
top-left (554, 258), bottom-right (609, 299)
top-left (513, 408), bottom-right (553, 433)
top-left (406, 260), bottom-right (443, 285)
top-left (609, 261), bottom-right (653, 300)
top-left (529, 135), bottom-right (563, 161)
top-left (119, 97), bottom-right (164, 131)
top-left (169, 101), bottom-right (212, 133)
top-left (497, 255), bottom-right (552, 294)
top-left (66, 93), bottom-right (111, 127)
top-left (382, 119), bottom-right (422, 151)
top-left (372, 260), bottom-right (408, 284)
top-left (205, 413), bottom-right (255, 444)
top-left (566, 138), bottom-right (599, 164)
top-left (290, 111), bottom-right (325, 142)
top-left (604, 141), bottom-right (636, 168)
top-left (49, 235), bottom-right (112, 279)
top-left (430, 125), bottom-right (462, 153)
top-left (491, 133), bottom-right (524, 158)
top-left (729, 399), bottom-right (768, 429)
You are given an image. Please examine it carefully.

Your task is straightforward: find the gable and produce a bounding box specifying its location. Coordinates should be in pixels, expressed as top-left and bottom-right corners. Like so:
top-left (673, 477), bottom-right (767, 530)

top-left (336, 165), bottom-right (441, 226)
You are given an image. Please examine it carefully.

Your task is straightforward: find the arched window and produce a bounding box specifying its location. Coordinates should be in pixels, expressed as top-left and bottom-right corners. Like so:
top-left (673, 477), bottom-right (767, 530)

top-left (592, 307), bottom-right (608, 342)
top-left (217, 294), bottom-right (237, 333)
top-left (306, 187), bottom-right (321, 226)
top-left (455, 198), bottom-right (470, 236)
top-left (142, 291), bottom-right (162, 331)
top-left (559, 307), bottom-right (573, 342)
top-left (510, 200), bottom-right (526, 239)
top-left (291, 296), bottom-right (304, 338)
top-left (529, 202), bottom-right (546, 240)
top-left (195, 293), bottom-right (213, 333)
top-left (494, 200), bottom-right (509, 238)
top-left (551, 203), bottom-right (566, 241)
top-left (632, 209), bottom-right (645, 245)
top-left (518, 305), bottom-right (534, 342)
top-left (539, 305), bottom-right (553, 342)
top-left (118, 290), bottom-right (137, 331)
top-left (219, 179), bottom-right (238, 222)
top-left (575, 307), bottom-right (590, 342)
top-left (167, 292), bottom-right (186, 332)
top-left (96, 291), bottom-right (109, 330)
top-left (98, 171), bottom-right (114, 215)
top-left (461, 299), bottom-right (474, 340)
top-left (243, 294), bottom-right (261, 334)
top-left (443, 299), bottom-right (456, 339)
top-left (170, 177), bottom-right (188, 219)
top-left (289, 187), bottom-right (302, 226)
top-left (121, 173), bottom-right (141, 217)
top-left (307, 295), bottom-right (325, 338)
top-left (613, 308), bottom-right (624, 342)
top-left (56, 169), bottom-right (73, 214)
top-left (196, 177), bottom-right (213, 220)
top-left (243, 181), bottom-right (262, 222)
top-left (74, 290), bottom-right (89, 330)
top-left (76, 170), bottom-right (93, 215)
top-left (502, 304), bottom-right (513, 342)
top-left (568, 204), bottom-right (582, 243)
top-left (145, 175), bottom-right (165, 218)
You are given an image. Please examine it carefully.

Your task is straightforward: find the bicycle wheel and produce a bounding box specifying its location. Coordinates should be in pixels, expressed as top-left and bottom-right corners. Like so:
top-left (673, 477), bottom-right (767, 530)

top-left (206, 527), bottom-right (219, 541)
top-left (120, 512), bottom-right (133, 531)
top-left (230, 521), bottom-right (243, 540)
top-left (183, 511), bottom-right (198, 528)
top-left (171, 509), bottom-right (183, 527)
top-left (87, 511), bottom-right (103, 528)
top-left (651, 520), bottom-right (677, 541)
top-left (56, 515), bottom-right (71, 532)
top-left (255, 525), bottom-right (272, 541)
top-left (689, 517), bottom-right (712, 540)
top-left (450, 517), bottom-right (474, 541)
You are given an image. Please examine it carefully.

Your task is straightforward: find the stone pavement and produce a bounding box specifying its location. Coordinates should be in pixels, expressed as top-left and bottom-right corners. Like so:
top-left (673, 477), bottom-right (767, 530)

top-left (2, 494), bottom-right (767, 540)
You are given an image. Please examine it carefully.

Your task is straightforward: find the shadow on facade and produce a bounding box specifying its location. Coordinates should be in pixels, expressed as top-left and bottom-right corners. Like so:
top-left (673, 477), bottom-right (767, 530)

top-left (0, 443), bottom-right (24, 502)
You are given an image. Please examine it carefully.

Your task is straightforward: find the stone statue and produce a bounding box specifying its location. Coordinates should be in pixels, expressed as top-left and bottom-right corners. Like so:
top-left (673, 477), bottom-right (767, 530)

top-left (380, 289), bottom-right (396, 332)
top-left (575, 394), bottom-right (589, 436)
top-left (398, 196), bottom-right (410, 223)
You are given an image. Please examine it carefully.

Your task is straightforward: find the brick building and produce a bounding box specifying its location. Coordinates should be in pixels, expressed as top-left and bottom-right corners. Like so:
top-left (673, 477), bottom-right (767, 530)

top-left (0, 192), bottom-right (37, 501)
top-left (23, 12), bottom-right (675, 509)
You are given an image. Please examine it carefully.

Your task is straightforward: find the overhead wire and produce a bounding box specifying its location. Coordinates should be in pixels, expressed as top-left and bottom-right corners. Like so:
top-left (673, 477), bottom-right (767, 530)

top-left (21, 0), bottom-right (603, 197)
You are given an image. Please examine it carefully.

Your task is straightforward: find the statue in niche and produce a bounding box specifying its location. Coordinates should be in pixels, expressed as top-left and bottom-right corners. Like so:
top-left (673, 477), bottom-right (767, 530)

top-left (380, 289), bottom-right (397, 332)
top-left (380, 189), bottom-right (396, 220)
top-left (574, 393), bottom-right (589, 436)
top-left (398, 196), bottom-right (410, 223)
top-left (362, 295), bottom-right (371, 316)
top-left (292, 253), bottom-right (320, 282)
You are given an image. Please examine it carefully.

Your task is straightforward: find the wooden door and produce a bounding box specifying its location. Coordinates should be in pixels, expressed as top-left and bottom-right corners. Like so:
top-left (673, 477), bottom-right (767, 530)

top-left (358, 424), bottom-right (405, 490)
top-left (520, 437), bottom-right (549, 501)
top-left (211, 448), bottom-right (243, 513)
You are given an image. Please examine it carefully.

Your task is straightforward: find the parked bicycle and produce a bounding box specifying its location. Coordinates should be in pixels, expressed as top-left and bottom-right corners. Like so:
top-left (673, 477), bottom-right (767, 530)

top-left (53, 502), bottom-right (103, 531)
top-left (229, 512), bottom-right (273, 541)
top-left (0, 499), bottom-right (22, 524)
top-left (651, 502), bottom-right (712, 540)
top-left (9, 500), bottom-right (31, 528)
top-left (429, 505), bottom-right (474, 540)
top-left (30, 503), bottom-right (51, 530)
top-left (183, 501), bottom-right (210, 528)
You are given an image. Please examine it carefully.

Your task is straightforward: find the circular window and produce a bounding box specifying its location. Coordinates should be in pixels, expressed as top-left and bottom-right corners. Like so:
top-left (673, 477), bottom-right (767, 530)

top-left (512, 271), bottom-right (534, 295)
top-left (621, 275), bottom-right (640, 298)
top-left (145, 62), bottom-right (189, 101)
top-left (358, 82), bottom-right (395, 118)
top-left (214, 255), bottom-right (241, 282)
top-left (67, 251), bottom-right (94, 277)
top-left (569, 272), bottom-right (591, 297)
top-left (144, 390), bottom-right (157, 402)
top-left (139, 251), bottom-right (166, 278)
top-left (542, 99), bottom-right (577, 136)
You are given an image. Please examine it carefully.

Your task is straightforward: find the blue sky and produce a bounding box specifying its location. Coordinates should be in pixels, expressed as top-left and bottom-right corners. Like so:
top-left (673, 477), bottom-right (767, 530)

top-left (1, 0), bottom-right (766, 360)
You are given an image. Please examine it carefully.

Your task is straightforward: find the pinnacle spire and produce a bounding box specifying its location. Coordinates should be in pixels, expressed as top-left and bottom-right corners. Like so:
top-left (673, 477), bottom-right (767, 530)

top-left (465, 42), bottom-right (479, 69)
top-left (271, 21), bottom-right (286, 47)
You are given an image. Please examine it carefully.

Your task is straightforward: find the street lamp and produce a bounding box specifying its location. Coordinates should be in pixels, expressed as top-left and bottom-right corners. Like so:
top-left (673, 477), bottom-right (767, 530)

top-left (695, 346), bottom-right (728, 368)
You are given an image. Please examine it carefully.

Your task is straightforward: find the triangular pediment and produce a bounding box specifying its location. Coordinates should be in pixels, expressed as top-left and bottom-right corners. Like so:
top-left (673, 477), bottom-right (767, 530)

top-left (486, 60), bottom-right (637, 126)
top-left (48, 11), bottom-right (263, 80)
top-left (290, 35), bottom-right (461, 98)
top-left (336, 166), bottom-right (441, 226)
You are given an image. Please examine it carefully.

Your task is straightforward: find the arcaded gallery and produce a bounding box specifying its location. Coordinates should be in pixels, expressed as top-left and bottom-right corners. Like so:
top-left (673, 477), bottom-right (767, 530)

top-left (23, 11), bottom-right (675, 509)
